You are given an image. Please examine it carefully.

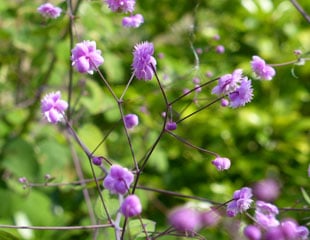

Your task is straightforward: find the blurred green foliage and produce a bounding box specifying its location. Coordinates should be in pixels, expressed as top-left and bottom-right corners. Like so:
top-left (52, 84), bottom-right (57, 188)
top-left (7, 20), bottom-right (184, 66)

top-left (0, 0), bottom-right (309, 239)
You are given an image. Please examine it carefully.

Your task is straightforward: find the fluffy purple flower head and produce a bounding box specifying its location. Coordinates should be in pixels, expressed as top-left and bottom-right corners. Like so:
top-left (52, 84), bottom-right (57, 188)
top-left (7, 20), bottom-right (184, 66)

top-left (255, 201), bottom-right (279, 228)
top-left (71, 41), bottom-right (104, 74)
top-left (37, 3), bottom-right (62, 19)
top-left (251, 56), bottom-right (276, 80)
top-left (105, 0), bottom-right (135, 13)
top-left (244, 225), bottom-right (262, 240)
top-left (121, 194), bottom-right (142, 217)
top-left (103, 165), bottom-right (134, 195)
top-left (227, 187), bottom-right (253, 217)
top-left (211, 157), bottom-right (231, 171)
top-left (41, 91), bottom-right (68, 124)
top-left (265, 226), bottom-right (285, 240)
top-left (168, 207), bottom-right (201, 234)
top-left (132, 41), bottom-right (157, 81)
top-left (122, 14), bottom-right (144, 28)
top-left (253, 178), bottom-right (280, 202)
top-left (124, 114), bottom-right (139, 129)
top-left (212, 69), bottom-right (243, 95)
top-left (228, 77), bottom-right (253, 108)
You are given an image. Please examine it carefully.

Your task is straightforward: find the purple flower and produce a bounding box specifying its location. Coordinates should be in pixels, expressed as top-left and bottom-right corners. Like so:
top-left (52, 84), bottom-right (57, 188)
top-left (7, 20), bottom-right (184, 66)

top-left (296, 226), bottom-right (309, 240)
top-left (122, 14), bottom-right (144, 28)
top-left (168, 207), bottom-right (201, 234)
top-left (124, 114), bottom-right (139, 129)
top-left (105, 0), bottom-right (135, 13)
top-left (71, 41), bottom-right (104, 74)
top-left (132, 42), bottom-right (157, 80)
top-left (228, 77), bottom-right (253, 108)
top-left (121, 194), bottom-right (142, 217)
top-left (255, 201), bottom-right (279, 228)
top-left (211, 69), bottom-right (243, 95)
top-left (265, 226), bottom-right (285, 240)
top-left (37, 3), bottom-right (62, 19)
top-left (244, 225), bottom-right (262, 240)
top-left (253, 178), bottom-right (280, 202)
top-left (41, 91), bottom-right (68, 124)
top-left (227, 187), bottom-right (253, 217)
top-left (211, 157), bottom-right (231, 171)
top-left (103, 165), bottom-right (134, 195)
top-left (251, 56), bottom-right (276, 80)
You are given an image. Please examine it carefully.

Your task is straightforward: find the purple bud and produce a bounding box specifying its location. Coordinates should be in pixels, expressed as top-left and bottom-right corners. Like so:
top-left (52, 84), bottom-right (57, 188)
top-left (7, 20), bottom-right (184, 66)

top-left (192, 77), bottom-right (200, 84)
top-left (19, 177), bottom-right (27, 184)
top-left (121, 194), bottom-right (142, 217)
top-left (215, 45), bottom-right (225, 54)
top-left (213, 34), bottom-right (220, 41)
top-left (253, 178), bottom-right (280, 202)
top-left (165, 121), bottom-right (177, 131)
top-left (92, 156), bottom-right (103, 166)
top-left (221, 98), bottom-right (229, 107)
top-left (157, 53), bottom-right (165, 59)
top-left (124, 114), bottom-right (139, 129)
top-left (200, 209), bottom-right (221, 228)
top-left (168, 207), bottom-right (201, 234)
top-left (205, 71), bottom-right (213, 78)
top-left (196, 48), bottom-right (203, 55)
top-left (212, 157), bottom-right (231, 171)
top-left (244, 225), bottom-right (262, 240)
top-left (294, 49), bottom-right (302, 56)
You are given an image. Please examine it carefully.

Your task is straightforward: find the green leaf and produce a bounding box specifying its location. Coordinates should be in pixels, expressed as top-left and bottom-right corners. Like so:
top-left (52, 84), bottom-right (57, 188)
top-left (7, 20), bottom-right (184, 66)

top-left (2, 138), bottom-right (39, 179)
top-left (301, 188), bottom-right (310, 205)
top-left (94, 190), bottom-right (120, 221)
top-left (127, 218), bottom-right (156, 239)
top-left (0, 231), bottom-right (19, 240)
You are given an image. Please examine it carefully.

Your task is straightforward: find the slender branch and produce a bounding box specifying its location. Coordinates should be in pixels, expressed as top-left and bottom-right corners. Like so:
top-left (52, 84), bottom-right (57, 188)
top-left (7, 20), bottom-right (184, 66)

top-left (67, 0), bottom-right (74, 121)
top-left (166, 131), bottom-right (218, 157)
top-left (0, 224), bottom-right (113, 231)
top-left (290, 0), bottom-right (310, 23)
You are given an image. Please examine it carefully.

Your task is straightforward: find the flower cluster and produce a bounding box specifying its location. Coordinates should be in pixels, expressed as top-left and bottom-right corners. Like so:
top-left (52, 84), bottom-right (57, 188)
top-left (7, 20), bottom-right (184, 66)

top-left (122, 14), bottom-right (144, 28)
top-left (168, 206), bottom-right (221, 235)
top-left (244, 201), bottom-right (309, 240)
top-left (226, 187), bottom-right (253, 217)
top-left (132, 42), bottom-right (157, 80)
top-left (103, 165), bottom-right (134, 195)
top-left (105, 0), bottom-right (136, 13)
top-left (41, 91), bottom-right (68, 124)
top-left (212, 69), bottom-right (253, 108)
top-left (71, 40), bottom-right (104, 74)
top-left (37, 3), bottom-right (62, 19)
top-left (251, 56), bottom-right (276, 80)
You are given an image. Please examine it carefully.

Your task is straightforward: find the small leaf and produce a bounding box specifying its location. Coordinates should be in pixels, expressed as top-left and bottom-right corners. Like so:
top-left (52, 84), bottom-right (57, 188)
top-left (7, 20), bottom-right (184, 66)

top-left (128, 218), bottom-right (156, 239)
top-left (94, 190), bottom-right (120, 221)
top-left (301, 188), bottom-right (310, 205)
top-left (0, 230), bottom-right (19, 240)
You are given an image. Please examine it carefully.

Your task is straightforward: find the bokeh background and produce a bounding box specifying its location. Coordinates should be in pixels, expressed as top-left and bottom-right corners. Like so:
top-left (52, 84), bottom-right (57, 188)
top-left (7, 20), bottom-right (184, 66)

top-left (0, 0), bottom-right (309, 239)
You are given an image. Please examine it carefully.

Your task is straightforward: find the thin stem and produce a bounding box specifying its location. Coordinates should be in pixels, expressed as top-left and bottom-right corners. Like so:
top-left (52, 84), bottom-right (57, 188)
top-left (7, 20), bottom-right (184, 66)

top-left (290, 0), bottom-right (310, 23)
top-left (0, 224), bottom-right (113, 231)
top-left (67, 0), bottom-right (74, 121)
top-left (176, 96), bottom-right (222, 123)
top-left (95, 66), bottom-right (119, 102)
top-left (119, 72), bottom-right (135, 101)
top-left (118, 104), bottom-right (139, 170)
top-left (136, 185), bottom-right (219, 204)
top-left (68, 139), bottom-right (97, 226)
top-left (166, 131), bottom-right (218, 157)
top-left (169, 78), bottom-right (219, 106)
